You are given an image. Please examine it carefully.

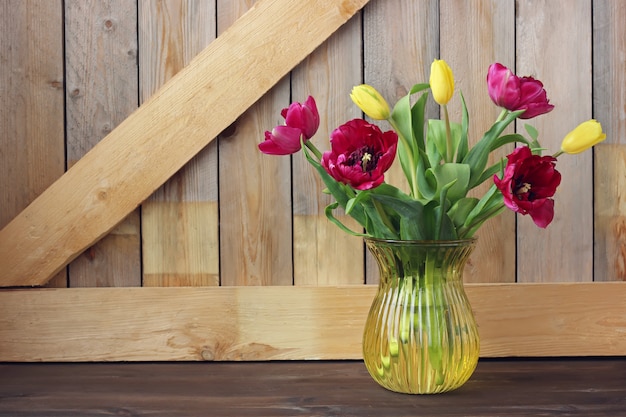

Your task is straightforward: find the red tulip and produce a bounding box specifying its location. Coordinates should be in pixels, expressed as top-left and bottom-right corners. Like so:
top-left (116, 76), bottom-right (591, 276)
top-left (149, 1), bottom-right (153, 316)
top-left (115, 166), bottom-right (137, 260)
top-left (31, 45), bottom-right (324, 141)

top-left (259, 96), bottom-right (320, 155)
top-left (487, 63), bottom-right (554, 119)
top-left (321, 119), bottom-right (398, 191)
top-left (493, 146), bottom-right (561, 228)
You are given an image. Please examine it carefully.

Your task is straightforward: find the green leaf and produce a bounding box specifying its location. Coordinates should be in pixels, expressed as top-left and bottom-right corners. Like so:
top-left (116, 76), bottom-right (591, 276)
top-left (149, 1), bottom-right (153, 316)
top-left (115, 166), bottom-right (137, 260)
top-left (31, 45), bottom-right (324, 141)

top-left (369, 193), bottom-right (427, 240)
top-left (409, 82), bottom-right (431, 95)
top-left (390, 94), bottom-right (417, 192)
top-left (411, 91), bottom-right (429, 153)
top-left (429, 163), bottom-right (470, 203)
top-left (524, 123), bottom-right (539, 141)
top-left (459, 201), bottom-right (506, 239)
top-left (427, 119), bottom-right (462, 168)
top-left (474, 160), bottom-right (505, 186)
top-left (457, 92), bottom-right (470, 162)
top-left (489, 133), bottom-right (530, 152)
top-left (462, 109), bottom-right (524, 189)
top-left (447, 197), bottom-right (479, 229)
top-left (524, 124), bottom-right (543, 155)
top-left (324, 202), bottom-right (368, 237)
top-left (457, 184), bottom-right (504, 238)
top-left (416, 149), bottom-right (436, 201)
top-left (361, 199), bottom-right (399, 239)
top-left (345, 190), bottom-right (371, 215)
top-left (426, 119), bottom-right (444, 166)
top-left (434, 178), bottom-right (458, 240)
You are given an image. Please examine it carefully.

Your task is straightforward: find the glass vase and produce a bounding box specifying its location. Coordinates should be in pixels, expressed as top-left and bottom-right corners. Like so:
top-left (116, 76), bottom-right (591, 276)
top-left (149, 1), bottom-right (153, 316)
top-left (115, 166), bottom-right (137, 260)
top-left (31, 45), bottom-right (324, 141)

top-left (362, 237), bottom-right (479, 394)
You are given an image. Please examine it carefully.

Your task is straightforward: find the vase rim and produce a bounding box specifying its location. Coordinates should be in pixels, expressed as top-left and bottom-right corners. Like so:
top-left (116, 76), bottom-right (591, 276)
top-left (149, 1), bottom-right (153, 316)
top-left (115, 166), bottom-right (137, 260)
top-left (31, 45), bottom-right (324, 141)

top-left (363, 236), bottom-right (477, 246)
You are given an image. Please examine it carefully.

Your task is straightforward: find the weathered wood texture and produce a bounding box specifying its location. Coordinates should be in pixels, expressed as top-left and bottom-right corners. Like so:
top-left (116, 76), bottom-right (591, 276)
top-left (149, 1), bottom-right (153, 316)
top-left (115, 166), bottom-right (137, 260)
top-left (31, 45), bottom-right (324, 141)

top-left (1, 283), bottom-right (625, 362)
top-left (139, 0), bottom-right (219, 287)
top-left (2, 359), bottom-right (626, 416)
top-left (2, 0), bottom-right (621, 288)
top-left (594, 0), bottom-right (626, 282)
top-left (516, 0), bottom-right (593, 282)
top-left (216, 0), bottom-right (293, 286)
top-left (65, 0), bottom-right (141, 287)
top-left (0, 0), bottom-right (369, 287)
top-left (0, 0), bottom-right (66, 288)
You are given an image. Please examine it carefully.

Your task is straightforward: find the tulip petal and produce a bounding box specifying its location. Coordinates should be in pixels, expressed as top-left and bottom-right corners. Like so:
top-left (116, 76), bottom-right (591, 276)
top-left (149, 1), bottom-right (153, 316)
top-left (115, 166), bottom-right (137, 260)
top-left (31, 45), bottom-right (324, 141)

top-left (258, 126), bottom-right (303, 155)
top-left (528, 199), bottom-right (555, 228)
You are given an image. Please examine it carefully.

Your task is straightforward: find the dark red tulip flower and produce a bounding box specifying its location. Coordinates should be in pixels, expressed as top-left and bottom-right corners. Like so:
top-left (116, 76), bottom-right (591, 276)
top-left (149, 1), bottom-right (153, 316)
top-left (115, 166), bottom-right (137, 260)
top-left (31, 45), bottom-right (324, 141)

top-left (487, 63), bottom-right (554, 119)
top-left (321, 119), bottom-right (398, 191)
top-left (259, 96), bottom-right (320, 155)
top-left (494, 146), bottom-right (562, 228)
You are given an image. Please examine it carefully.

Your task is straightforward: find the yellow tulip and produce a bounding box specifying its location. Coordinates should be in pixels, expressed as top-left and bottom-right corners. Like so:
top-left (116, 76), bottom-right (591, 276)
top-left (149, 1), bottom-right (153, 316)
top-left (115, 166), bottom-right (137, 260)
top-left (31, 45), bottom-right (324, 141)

top-left (350, 84), bottom-right (390, 120)
top-left (429, 59), bottom-right (455, 105)
top-left (560, 120), bottom-right (606, 154)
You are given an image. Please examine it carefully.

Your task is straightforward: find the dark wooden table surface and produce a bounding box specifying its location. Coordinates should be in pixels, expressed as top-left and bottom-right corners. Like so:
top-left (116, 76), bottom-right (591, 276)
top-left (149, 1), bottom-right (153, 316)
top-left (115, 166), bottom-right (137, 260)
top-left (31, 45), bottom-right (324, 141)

top-left (1, 358), bottom-right (626, 416)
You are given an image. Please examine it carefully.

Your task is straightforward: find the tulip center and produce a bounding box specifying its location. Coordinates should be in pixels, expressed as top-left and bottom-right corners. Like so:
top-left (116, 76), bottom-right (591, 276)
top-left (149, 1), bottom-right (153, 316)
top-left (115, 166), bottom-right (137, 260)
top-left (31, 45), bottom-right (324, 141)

top-left (346, 146), bottom-right (381, 173)
top-left (514, 180), bottom-right (534, 199)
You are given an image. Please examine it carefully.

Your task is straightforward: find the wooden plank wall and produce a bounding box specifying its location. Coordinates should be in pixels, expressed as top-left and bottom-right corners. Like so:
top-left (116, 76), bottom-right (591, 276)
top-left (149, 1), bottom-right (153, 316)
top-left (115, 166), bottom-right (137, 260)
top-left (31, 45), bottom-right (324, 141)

top-left (1, 0), bottom-right (625, 289)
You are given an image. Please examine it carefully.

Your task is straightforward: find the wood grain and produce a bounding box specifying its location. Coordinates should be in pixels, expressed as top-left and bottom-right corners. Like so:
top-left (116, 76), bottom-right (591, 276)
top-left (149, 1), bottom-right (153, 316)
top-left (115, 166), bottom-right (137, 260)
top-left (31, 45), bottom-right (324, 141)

top-left (516, 0), bottom-right (593, 282)
top-left (594, 145), bottom-right (626, 281)
top-left (0, 0), bottom-right (370, 287)
top-left (138, 0), bottom-right (219, 287)
top-left (441, 0), bottom-right (516, 283)
top-left (1, 283), bottom-right (625, 361)
top-left (2, 360), bottom-right (626, 416)
top-left (217, 0), bottom-right (292, 286)
top-left (593, 1), bottom-right (626, 281)
top-left (0, 0), bottom-right (66, 287)
top-left (64, 0), bottom-right (141, 287)
top-left (291, 6), bottom-right (364, 286)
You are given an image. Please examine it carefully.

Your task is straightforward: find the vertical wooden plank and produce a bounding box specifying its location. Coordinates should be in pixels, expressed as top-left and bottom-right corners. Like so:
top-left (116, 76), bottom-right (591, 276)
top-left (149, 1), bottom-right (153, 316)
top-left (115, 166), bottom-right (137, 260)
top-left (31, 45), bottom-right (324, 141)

top-left (290, 11), bottom-right (363, 285)
top-left (362, 0), bottom-right (439, 283)
top-left (440, 0), bottom-right (516, 283)
top-left (139, 0), bottom-right (218, 287)
top-left (593, 1), bottom-right (626, 281)
top-left (64, 0), bottom-right (140, 287)
top-left (217, 0), bottom-right (292, 286)
top-left (0, 0), bottom-right (66, 287)
top-left (516, 0), bottom-right (593, 282)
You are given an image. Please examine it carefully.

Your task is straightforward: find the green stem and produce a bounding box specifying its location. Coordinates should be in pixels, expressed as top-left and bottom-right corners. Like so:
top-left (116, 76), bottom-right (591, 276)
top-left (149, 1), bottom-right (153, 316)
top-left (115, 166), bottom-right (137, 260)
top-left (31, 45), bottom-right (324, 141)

top-left (304, 139), bottom-right (323, 160)
top-left (553, 150), bottom-right (563, 158)
top-left (495, 108), bottom-right (508, 123)
top-left (443, 104), bottom-right (453, 162)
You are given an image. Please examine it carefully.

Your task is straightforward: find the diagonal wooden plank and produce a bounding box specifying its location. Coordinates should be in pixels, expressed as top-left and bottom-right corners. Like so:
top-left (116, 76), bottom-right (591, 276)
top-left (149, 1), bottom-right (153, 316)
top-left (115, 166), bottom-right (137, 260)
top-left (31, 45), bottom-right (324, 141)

top-left (1, 283), bottom-right (625, 361)
top-left (0, 0), bottom-right (370, 287)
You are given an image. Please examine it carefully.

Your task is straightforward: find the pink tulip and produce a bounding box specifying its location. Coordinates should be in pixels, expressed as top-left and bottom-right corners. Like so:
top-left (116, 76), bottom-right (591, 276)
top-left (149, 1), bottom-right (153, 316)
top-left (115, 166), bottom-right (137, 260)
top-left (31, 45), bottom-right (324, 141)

top-left (258, 125), bottom-right (306, 155)
top-left (259, 96), bottom-right (320, 155)
top-left (487, 63), bottom-right (554, 119)
top-left (281, 96), bottom-right (320, 140)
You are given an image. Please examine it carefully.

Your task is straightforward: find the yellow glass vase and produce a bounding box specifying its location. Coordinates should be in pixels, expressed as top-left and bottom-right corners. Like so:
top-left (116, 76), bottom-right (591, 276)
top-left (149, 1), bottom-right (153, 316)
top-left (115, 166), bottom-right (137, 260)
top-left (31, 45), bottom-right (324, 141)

top-left (362, 237), bottom-right (480, 394)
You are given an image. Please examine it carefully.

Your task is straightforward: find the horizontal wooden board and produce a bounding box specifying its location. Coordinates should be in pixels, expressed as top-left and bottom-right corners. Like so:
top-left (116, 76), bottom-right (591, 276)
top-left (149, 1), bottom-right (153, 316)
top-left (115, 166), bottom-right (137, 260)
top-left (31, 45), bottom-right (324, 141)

top-left (1, 282), bottom-right (625, 361)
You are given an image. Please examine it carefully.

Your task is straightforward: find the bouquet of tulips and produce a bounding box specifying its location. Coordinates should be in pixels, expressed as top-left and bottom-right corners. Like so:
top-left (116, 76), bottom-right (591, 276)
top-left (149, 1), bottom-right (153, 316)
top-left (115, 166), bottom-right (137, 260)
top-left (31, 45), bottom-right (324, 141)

top-left (260, 60), bottom-right (605, 241)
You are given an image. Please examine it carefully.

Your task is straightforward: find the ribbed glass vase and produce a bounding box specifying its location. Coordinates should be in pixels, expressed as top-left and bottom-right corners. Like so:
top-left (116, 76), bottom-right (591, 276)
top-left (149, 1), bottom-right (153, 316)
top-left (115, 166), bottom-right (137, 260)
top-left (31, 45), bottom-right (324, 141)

top-left (362, 237), bottom-right (480, 394)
